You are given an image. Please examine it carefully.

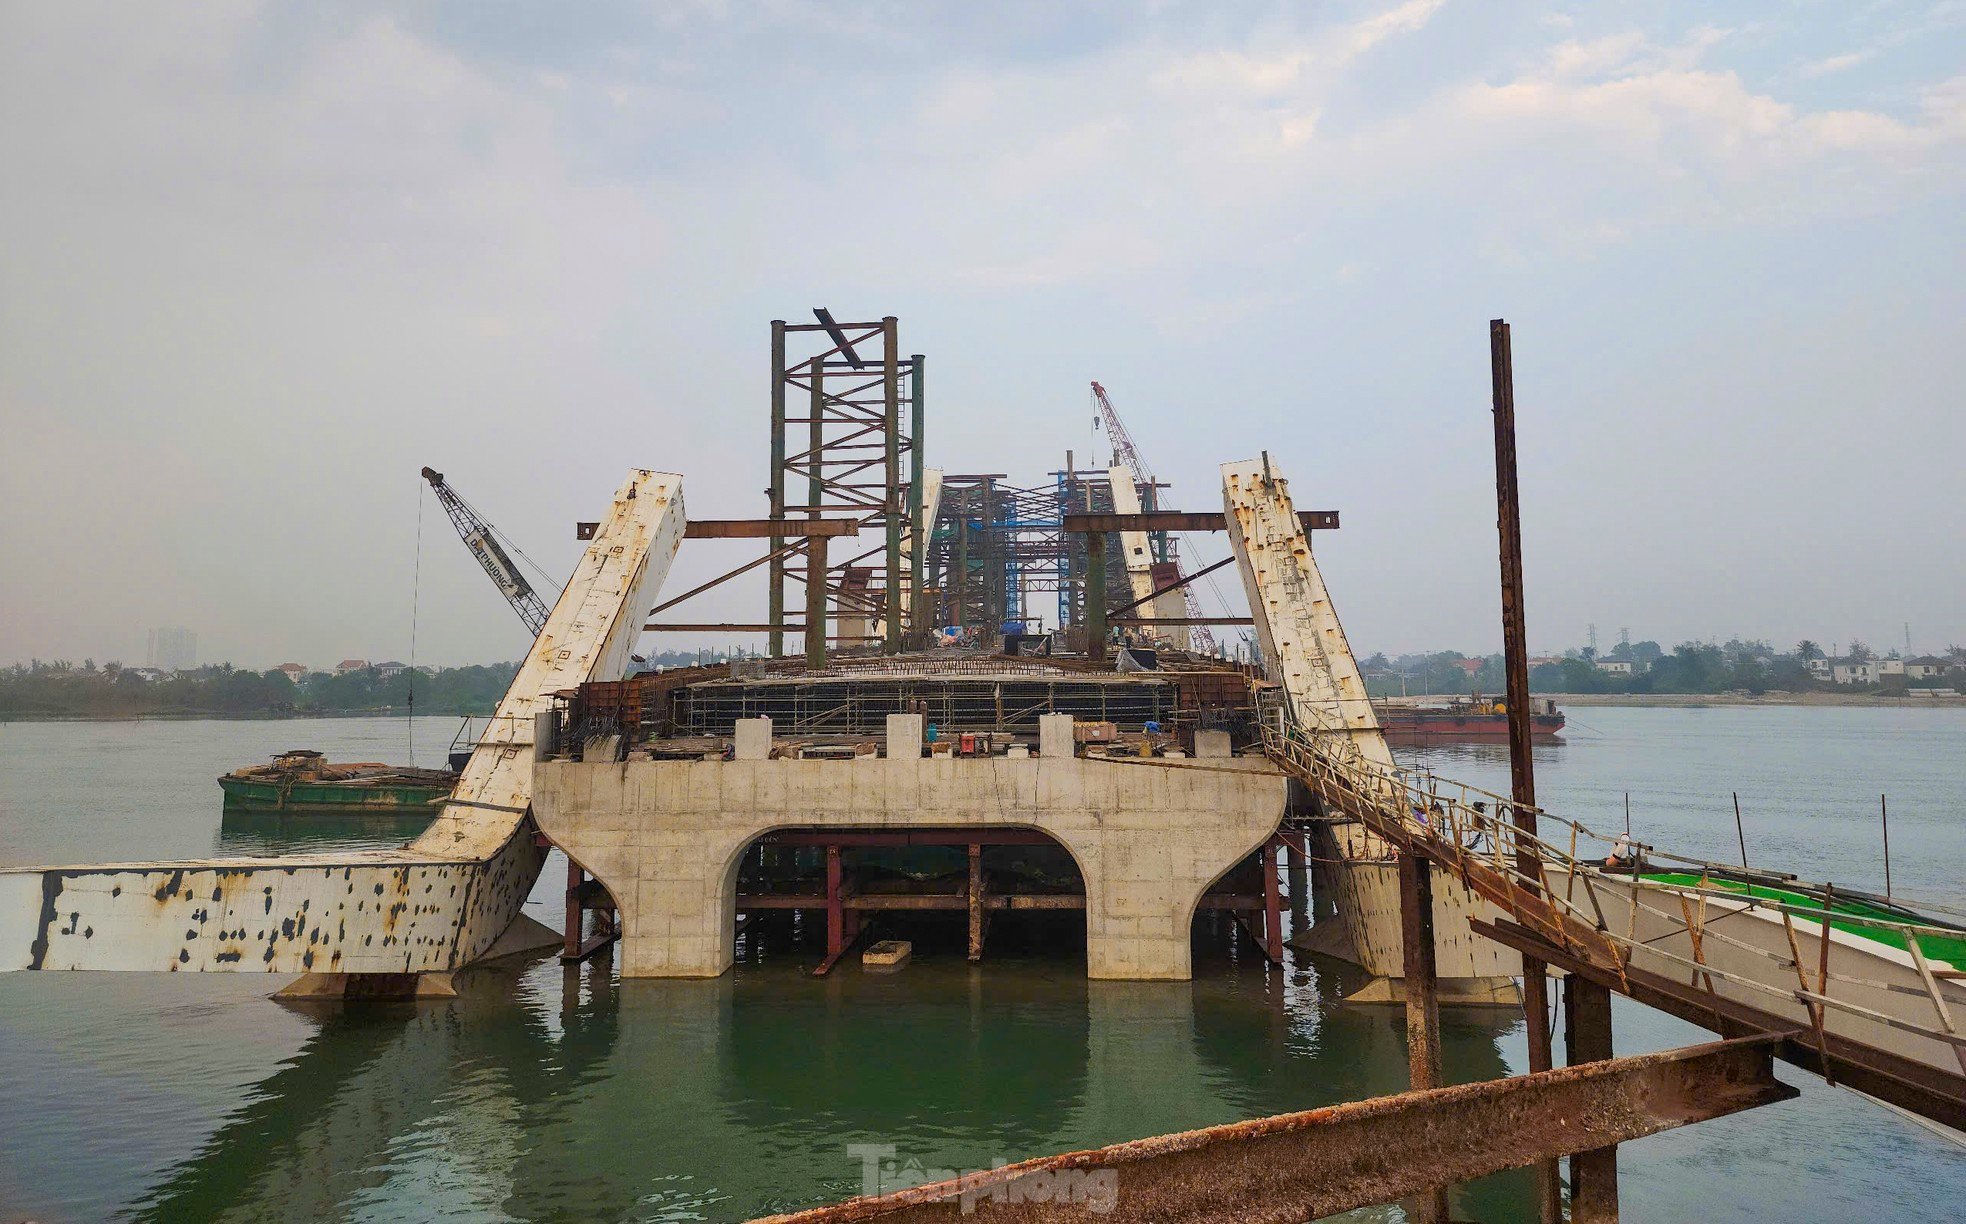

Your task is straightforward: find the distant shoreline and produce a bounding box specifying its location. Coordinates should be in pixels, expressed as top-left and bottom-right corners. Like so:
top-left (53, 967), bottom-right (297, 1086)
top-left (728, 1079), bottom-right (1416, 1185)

top-left (1539, 692), bottom-right (1966, 708)
top-left (0, 708), bottom-right (494, 724)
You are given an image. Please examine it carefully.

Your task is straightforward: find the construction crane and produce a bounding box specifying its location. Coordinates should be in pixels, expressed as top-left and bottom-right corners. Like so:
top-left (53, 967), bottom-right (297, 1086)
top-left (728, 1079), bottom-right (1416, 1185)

top-left (1088, 382), bottom-right (1221, 657)
top-left (421, 466), bottom-right (553, 638)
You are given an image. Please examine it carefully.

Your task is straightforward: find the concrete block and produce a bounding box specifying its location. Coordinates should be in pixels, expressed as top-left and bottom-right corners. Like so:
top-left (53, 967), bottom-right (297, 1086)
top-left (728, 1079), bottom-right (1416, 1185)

top-left (733, 717), bottom-right (773, 761)
top-left (885, 713), bottom-right (924, 759)
top-left (1039, 713), bottom-right (1075, 759)
top-left (1195, 729), bottom-right (1233, 759)
top-left (1005, 744), bottom-right (1030, 759)
top-left (862, 939), bottom-right (912, 972)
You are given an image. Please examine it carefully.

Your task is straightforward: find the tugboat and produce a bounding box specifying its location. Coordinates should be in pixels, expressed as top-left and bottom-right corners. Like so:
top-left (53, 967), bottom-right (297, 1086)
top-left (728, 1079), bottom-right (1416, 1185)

top-left (1375, 695), bottom-right (1565, 744)
top-left (218, 749), bottom-right (456, 814)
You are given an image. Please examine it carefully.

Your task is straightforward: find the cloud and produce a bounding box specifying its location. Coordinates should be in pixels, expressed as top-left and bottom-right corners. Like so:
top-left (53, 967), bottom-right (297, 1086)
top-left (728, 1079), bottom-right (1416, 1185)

top-left (1153, 0), bottom-right (1448, 95)
top-left (2, 1), bottom-right (1962, 663)
top-left (1801, 50), bottom-right (1874, 78)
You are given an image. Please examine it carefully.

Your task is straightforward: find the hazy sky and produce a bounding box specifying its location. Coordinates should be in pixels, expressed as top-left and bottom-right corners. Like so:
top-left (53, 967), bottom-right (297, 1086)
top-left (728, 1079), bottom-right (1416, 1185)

top-left (2, 1), bottom-right (1961, 669)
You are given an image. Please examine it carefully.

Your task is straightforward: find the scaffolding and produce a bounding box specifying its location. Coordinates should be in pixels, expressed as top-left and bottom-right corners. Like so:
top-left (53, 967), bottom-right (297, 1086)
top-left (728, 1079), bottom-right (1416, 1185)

top-left (927, 467), bottom-right (1151, 642)
top-left (768, 311), bottom-right (925, 657)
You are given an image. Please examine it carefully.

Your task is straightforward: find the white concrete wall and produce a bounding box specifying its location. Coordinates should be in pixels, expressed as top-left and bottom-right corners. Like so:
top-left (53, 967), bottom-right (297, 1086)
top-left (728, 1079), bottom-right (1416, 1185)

top-left (533, 753), bottom-right (1287, 982)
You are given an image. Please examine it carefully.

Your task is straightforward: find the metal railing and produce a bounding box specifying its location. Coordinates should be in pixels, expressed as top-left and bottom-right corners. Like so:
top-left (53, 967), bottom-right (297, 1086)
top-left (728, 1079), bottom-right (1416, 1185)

top-left (1257, 716), bottom-right (1966, 1084)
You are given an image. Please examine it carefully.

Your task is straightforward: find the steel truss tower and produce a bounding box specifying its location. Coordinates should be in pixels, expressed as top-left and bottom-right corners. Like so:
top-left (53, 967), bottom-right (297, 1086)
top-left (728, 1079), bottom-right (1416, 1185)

top-left (768, 311), bottom-right (925, 656)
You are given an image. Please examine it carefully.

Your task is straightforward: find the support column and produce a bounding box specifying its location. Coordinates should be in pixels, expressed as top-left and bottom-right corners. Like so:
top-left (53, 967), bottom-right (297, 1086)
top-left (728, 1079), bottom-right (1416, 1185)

top-left (1399, 850), bottom-right (1451, 1224)
top-left (982, 478), bottom-right (1000, 631)
top-left (954, 507), bottom-right (969, 629)
top-left (1567, 975), bottom-right (1620, 1222)
top-left (1493, 316), bottom-right (1562, 1222)
top-left (882, 316), bottom-right (902, 653)
top-left (805, 365), bottom-right (827, 667)
top-left (1262, 840), bottom-right (1284, 963)
top-left (815, 843), bottom-right (848, 977)
top-left (1284, 834), bottom-right (1309, 933)
top-left (1085, 530), bottom-right (1108, 663)
top-left (909, 354), bottom-right (927, 641)
top-left (769, 319), bottom-right (787, 658)
top-left (967, 841), bottom-right (986, 962)
top-left (562, 856), bottom-right (583, 960)
top-left (805, 535), bottom-right (829, 670)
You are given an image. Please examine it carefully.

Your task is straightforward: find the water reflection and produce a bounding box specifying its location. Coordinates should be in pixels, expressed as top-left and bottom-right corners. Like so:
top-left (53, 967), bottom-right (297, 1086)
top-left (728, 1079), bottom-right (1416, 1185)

top-left (216, 807), bottom-right (436, 856)
top-left (127, 944), bottom-right (1529, 1222)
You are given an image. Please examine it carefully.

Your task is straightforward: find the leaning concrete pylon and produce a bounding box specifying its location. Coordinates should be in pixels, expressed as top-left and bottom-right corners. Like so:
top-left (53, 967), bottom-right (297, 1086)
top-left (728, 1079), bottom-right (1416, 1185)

top-left (1222, 457), bottom-right (1518, 1002)
top-left (0, 469), bottom-right (685, 982)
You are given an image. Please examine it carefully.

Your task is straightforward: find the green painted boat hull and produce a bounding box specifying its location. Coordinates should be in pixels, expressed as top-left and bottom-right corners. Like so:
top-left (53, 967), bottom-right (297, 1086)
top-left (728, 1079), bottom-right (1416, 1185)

top-left (218, 775), bottom-right (451, 815)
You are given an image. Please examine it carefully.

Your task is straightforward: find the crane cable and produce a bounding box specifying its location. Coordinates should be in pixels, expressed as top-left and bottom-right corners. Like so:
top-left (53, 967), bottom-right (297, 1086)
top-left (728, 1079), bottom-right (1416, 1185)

top-left (408, 480), bottom-right (424, 764)
top-left (450, 483), bottom-right (561, 594)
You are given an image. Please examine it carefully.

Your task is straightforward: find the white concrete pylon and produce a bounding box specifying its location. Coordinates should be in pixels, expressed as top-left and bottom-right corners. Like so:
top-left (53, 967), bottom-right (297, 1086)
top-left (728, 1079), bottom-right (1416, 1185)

top-left (1220, 457), bottom-right (1393, 771)
top-left (1221, 457), bottom-right (1516, 992)
top-left (1106, 467), bottom-right (1187, 650)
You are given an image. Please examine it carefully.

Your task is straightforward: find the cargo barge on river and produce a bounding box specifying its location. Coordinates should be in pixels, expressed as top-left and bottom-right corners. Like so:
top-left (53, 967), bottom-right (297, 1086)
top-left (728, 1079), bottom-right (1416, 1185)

top-left (218, 749), bottom-right (455, 814)
top-left (1375, 695), bottom-right (1565, 743)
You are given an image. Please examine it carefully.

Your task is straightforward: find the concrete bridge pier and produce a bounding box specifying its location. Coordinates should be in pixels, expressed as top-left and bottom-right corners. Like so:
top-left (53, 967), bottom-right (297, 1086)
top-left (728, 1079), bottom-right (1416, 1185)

top-left (532, 714), bottom-right (1289, 982)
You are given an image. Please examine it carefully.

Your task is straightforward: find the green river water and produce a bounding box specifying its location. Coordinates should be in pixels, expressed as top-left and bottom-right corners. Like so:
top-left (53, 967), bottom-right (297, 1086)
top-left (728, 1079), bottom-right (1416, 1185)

top-left (1, 707), bottom-right (1962, 1221)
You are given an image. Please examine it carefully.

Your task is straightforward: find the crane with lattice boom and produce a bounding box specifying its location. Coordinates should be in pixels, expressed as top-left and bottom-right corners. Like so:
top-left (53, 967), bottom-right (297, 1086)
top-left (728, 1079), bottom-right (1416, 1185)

top-left (1089, 381), bottom-right (1221, 656)
top-left (421, 466), bottom-right (553, 639)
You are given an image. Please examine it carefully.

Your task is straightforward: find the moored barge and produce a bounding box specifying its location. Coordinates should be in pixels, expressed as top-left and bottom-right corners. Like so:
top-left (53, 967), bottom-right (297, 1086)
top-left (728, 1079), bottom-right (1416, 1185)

top-left (1375, 696), bottom-right (1565, 743)
top-left (218, 749), bottom-right (455, 814)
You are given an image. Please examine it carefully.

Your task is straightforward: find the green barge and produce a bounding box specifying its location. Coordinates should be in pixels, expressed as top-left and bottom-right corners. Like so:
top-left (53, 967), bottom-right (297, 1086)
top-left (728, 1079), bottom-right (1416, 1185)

top-left (218, 749), bottom-right (455, 815)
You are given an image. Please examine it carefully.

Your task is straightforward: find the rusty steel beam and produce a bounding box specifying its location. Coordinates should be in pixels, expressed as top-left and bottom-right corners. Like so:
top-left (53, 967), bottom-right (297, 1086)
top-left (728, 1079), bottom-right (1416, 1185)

top-left (813, 307), bottom-right (864, 368)
top-left (691, 518), bottom-right (859, 539)
top-left (1109, 616), bottom-right (1252, 626)
top-left (1062, 510), bottom-right (1339, 534)
top-left (586, 518), bottom-right (860, 539)
top-left (1106, 554), bottom-right (1236, 618)
top-left (648, 540), bottom-right (803, 615)
top-left (750, 1036), bottom-right (1794, 1224)
top-left (644, 623), bottom-right (804, 632)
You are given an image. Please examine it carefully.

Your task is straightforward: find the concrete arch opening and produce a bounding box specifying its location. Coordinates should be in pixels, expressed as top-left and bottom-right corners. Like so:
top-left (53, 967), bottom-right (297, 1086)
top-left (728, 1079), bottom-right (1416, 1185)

top-left (731, 826), bottom-right (1090, 973)
top-left (1185, 828), bottom-right (1299, 970)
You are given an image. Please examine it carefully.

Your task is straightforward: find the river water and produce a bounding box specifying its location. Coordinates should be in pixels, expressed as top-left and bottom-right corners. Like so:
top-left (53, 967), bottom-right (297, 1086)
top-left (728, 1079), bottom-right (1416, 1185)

top-left (0, 708), bottom-right (1961, 1222)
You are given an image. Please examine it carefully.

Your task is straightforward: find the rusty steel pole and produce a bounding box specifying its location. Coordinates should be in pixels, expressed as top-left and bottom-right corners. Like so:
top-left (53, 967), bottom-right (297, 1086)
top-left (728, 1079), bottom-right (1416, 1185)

top-left (1492, 317), bottom-right (1563, 1223)
top-left (769, 319), bottom-right (788, 658)
top-left (1399, 850), bottom-right (1450, 1224)
top-left (1566, 973), bottom-right (1620, 1221)
top-left (805, 534), bottom-right (829, 670)
top-left (1085, 530), bottom-right (1109, 663)
top-left (909, 355), bottom-right (927, 644)
top-left (882, 317), bottom-right (903, 653)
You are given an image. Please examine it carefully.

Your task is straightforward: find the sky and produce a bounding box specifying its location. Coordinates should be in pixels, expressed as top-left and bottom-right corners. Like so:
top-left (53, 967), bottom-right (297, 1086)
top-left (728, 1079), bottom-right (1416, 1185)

top-left (1, 0), bottom-right (1961, 669)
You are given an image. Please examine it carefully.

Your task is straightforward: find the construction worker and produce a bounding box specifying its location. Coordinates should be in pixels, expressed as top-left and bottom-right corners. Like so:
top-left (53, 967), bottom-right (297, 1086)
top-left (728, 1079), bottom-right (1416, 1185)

top-left (1604, 832), bottom-right (1637, 872)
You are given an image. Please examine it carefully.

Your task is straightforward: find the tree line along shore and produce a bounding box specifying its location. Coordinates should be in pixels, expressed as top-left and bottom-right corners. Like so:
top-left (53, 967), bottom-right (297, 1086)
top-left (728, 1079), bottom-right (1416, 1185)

top-left (1363, 638), bottom-right (1965, 701)
top-left (7, 640), bottom-right (1963, 719)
